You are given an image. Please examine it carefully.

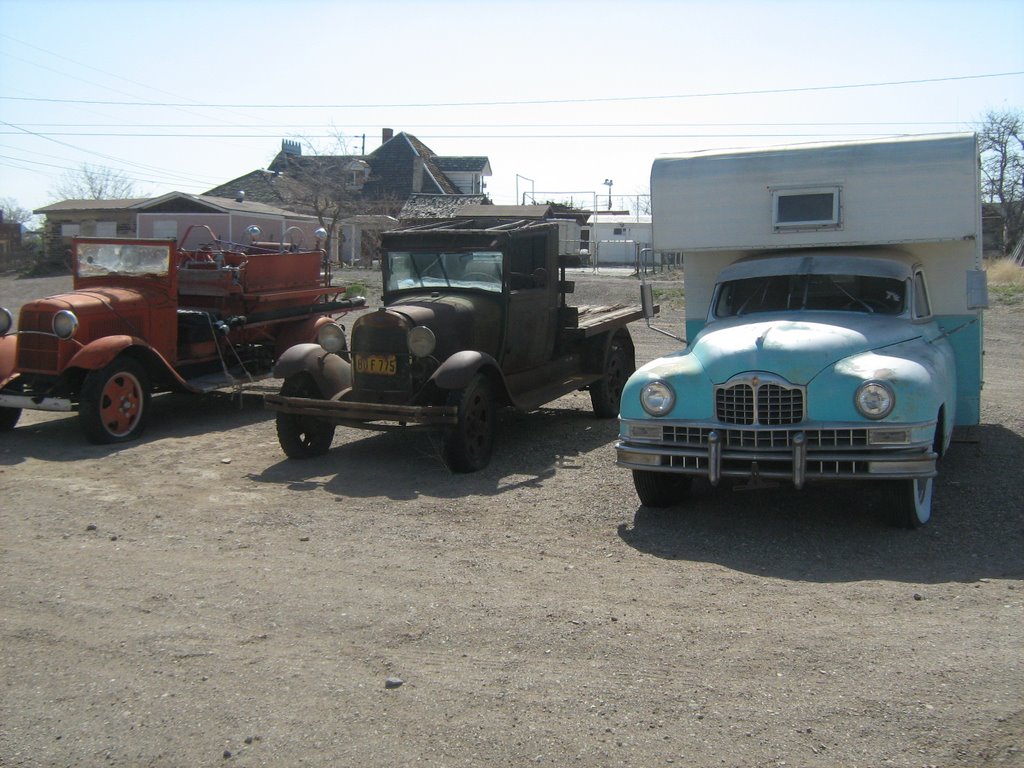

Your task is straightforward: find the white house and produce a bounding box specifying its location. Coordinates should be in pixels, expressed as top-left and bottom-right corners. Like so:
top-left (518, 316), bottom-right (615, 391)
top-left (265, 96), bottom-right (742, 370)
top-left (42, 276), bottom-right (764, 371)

top-left (588, 213), bottom-right (652, 266)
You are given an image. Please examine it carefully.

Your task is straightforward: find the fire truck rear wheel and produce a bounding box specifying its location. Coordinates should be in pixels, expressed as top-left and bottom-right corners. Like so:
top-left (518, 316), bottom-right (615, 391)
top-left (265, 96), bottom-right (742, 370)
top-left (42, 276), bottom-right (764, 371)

top-left (276, 373), bottom-right (336, 459)
top-left (0, 405), bottom-right (21, 431)
top-left (80, 357), bottom-right (151, 444)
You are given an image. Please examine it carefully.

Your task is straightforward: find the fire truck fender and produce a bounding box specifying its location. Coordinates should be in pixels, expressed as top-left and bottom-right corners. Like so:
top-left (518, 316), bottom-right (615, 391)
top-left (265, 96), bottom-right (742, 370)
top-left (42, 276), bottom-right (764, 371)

top-left (0, 334), bottom-right (17, 382)
top-left (67, 336), bottom-right (186, 388)
top-left (273, 315), bottom-right (337, 359)
top-left (272, 343), bottom-right (351, 398)
top-left (66, 335), bottom-right (140, 371)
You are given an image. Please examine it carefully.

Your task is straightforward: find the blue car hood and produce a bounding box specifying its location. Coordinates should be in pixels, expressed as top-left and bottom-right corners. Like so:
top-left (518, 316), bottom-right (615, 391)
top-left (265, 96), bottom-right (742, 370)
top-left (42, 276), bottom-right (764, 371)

top-left (689, 313), bottom-right (921, 384)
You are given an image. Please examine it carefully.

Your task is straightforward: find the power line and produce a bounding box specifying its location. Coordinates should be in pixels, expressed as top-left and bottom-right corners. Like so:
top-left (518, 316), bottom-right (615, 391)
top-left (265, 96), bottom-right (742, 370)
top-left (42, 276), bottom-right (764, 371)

top-left (4, 120), bottom-right (970, 129)
top-left (0, 131), bottom-right (938, 139)
top-left (1, 71), bottom-right (1020, 109)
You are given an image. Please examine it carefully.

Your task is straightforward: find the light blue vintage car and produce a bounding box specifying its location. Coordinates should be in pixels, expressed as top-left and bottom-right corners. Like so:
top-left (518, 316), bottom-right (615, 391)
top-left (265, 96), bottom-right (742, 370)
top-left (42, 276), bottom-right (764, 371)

top-left (615, 249), bottom-right (964, 528)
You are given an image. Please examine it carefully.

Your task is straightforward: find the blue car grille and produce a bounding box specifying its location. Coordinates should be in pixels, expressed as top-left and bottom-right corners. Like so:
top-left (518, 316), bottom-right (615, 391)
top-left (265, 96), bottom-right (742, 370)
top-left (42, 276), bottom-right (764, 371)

top-left (660, 425), bottom-right (869, 450)
top-left (716, 381), bottom-right (804, 425)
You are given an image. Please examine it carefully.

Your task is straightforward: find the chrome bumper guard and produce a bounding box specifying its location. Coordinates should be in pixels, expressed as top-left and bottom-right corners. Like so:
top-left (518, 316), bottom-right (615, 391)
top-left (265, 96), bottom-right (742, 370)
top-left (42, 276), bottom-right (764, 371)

top-left (615, 428), bottom-right (937, 488)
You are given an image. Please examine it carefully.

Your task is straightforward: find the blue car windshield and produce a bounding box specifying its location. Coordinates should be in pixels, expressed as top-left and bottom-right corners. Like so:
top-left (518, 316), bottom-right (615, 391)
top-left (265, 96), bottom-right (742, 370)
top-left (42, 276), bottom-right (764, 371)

top-left (386, 250), bottom-right (503, 293)
top-left (715, 274), bottom-right (906, 317)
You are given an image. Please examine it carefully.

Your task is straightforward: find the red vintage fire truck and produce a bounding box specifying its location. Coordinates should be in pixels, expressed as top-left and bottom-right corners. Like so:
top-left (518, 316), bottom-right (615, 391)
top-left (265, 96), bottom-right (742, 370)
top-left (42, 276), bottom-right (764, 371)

top-left (0, 227), bottom-right (364, 443)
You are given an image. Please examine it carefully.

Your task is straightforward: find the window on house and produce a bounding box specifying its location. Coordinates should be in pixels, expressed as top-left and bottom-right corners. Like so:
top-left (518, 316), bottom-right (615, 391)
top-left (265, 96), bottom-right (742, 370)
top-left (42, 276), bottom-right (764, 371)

top-left (152, 220), bottom-right (178, 239)
top-left (61, 224), bottom-right (81, 237)
top-left (772, 186), bottom-right (841, 230)
top-left (613, 227), bottom-right (624, 235)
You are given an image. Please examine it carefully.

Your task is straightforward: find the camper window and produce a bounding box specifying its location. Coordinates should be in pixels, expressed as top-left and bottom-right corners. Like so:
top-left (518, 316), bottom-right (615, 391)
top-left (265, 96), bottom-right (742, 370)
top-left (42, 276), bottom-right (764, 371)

top-left (772, 186), bottom-right (841, 230)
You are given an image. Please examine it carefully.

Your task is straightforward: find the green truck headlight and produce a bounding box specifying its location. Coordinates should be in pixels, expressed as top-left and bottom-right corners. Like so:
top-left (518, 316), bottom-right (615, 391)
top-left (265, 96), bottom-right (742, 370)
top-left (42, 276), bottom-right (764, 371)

top-left (317, 322), bottom-right (347, 354)
top-left (408, 326), bottom-right (436, 358)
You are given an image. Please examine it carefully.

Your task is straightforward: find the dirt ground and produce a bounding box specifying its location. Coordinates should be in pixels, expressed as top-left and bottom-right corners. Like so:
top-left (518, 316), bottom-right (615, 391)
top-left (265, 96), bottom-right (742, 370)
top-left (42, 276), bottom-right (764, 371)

top-left (1, 267), bottom-right (1021, 768)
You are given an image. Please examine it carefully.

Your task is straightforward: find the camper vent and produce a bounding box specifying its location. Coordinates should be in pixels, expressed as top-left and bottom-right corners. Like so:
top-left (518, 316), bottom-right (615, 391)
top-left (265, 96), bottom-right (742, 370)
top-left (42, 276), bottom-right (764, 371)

top-left (772, 186), bottom-right (841, 231)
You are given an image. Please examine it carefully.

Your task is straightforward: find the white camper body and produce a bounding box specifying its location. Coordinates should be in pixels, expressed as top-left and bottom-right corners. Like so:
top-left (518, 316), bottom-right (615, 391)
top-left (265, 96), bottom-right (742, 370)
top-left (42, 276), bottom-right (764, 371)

top-left (650, 132), bottom-right (985, 423)
top-left (617, 134), bottom-right (986, 526)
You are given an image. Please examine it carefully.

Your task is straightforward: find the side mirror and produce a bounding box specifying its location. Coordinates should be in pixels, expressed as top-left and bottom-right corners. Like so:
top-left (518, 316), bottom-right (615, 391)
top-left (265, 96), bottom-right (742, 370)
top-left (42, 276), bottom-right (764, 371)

top-left (641, 282), bottom-right (656, 319)
top-left (639, 281), bottom-right (686, 345)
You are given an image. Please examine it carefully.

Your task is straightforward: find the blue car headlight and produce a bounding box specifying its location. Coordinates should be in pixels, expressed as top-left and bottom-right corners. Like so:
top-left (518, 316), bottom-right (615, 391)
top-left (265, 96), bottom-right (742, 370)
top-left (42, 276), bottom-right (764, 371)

top-left (640, 380), bottom-right (676, 416)
top-left (855, 380), bottom-right (895, 419)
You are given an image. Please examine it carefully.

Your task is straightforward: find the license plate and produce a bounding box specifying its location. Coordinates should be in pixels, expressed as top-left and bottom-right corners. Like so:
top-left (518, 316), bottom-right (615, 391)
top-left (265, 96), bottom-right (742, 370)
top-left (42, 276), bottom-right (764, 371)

top-left (355, 353), bottom-right (397, 375)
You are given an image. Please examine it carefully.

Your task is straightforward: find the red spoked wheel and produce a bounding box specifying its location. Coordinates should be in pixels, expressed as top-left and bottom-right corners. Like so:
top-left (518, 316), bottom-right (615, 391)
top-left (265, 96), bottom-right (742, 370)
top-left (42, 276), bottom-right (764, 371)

top-left (80, 357), bottom-right (151, 444)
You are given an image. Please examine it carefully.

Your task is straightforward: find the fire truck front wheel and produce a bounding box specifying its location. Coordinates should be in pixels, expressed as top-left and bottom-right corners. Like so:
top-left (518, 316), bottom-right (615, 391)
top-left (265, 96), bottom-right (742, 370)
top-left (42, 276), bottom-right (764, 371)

top-left (79, 357), bottom-right (151, 444)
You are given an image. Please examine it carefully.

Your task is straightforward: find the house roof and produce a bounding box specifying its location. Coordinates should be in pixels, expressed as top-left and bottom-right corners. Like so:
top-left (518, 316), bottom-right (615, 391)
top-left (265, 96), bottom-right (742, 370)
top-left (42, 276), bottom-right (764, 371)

top-left (399, 194), bottom-right (489, 220)
top-left (137, 191), bottom-right (318, 220)
top-left (590, 213), bottom-right (652, 224)
top-left (435, 157), bottom-right (491, 174)
top-left (254, 132), bottom-right (490, 204)
top-left (365, 132), bottom-right (461, 197)
top-left (456, 204), bottom-right (552, 219)
top-left (203, 169), bottom-right (309, 208)
top-left (34, 198), bottom-right (150, 214)
top-left (35, 191), bottom-right (316, 221)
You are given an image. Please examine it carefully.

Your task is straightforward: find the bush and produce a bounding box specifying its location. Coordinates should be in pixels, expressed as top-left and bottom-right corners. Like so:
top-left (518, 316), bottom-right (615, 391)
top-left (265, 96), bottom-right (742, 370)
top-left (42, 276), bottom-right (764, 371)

top-left (986, 258), bottom-right (1024, 305)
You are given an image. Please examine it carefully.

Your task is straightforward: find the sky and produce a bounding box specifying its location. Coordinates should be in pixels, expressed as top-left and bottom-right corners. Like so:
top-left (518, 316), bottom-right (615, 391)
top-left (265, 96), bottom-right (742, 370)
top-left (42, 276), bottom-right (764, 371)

top-left (1, 0), bottom-right (1022, 217)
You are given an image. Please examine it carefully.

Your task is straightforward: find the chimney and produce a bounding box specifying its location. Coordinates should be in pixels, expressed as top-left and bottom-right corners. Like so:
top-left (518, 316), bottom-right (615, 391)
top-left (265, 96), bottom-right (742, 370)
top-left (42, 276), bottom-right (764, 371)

top-left (382, 128), bottom-right (394, 143)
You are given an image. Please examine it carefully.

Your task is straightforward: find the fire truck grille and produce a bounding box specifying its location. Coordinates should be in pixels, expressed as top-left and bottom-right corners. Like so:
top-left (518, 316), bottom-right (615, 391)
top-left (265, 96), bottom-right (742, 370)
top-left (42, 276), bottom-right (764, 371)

top-left (15, 311), bottom-right (59, 372)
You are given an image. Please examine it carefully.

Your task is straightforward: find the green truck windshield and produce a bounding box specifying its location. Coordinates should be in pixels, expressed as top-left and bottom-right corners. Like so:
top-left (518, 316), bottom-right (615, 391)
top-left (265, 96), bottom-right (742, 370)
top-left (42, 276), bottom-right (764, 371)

top-left (386, 251), bottom-right (503, 293)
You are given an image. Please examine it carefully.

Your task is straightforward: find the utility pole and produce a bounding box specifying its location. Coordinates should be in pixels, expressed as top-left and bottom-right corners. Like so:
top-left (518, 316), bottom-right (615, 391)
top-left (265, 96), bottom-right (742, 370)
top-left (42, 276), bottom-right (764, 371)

top-left (603, 179), bottom-right (613, 210)
top-left (516, 174), bottom-right (535, 205)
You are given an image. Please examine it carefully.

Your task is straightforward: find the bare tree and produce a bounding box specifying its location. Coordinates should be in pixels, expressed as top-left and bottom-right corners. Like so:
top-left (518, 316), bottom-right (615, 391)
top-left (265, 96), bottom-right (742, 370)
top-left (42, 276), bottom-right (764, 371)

top-left (274, 144), bottom-right (359, 263)
top-left (977, 109), bottom-right (1024, 257)
top-left (1, 197), bottom-right (36, 226)
top-left (50, 164), bottom-right (141, 201)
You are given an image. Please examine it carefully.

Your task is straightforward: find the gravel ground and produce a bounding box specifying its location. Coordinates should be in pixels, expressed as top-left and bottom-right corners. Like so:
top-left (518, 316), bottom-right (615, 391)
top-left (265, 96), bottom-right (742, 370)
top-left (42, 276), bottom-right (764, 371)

top-left (1, 266), bottom-right (1021, 768)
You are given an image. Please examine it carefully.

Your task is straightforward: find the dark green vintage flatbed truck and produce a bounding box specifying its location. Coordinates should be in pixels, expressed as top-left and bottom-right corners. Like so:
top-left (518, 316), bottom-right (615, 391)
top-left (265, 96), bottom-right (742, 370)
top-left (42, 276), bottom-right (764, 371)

top-left (263, 217), bottom-right (649, 471)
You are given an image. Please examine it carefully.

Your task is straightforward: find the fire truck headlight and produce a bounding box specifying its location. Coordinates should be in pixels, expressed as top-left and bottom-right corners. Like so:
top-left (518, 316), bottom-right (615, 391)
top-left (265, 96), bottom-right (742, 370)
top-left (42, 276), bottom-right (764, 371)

top-left (52, 310), bottom-right (79, 340)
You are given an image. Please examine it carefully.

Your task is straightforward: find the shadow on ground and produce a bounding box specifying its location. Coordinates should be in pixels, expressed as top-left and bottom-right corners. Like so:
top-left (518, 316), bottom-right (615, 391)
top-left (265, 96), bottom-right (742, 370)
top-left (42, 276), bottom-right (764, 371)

top-left (617, 424), bottom-right (1024, 584)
